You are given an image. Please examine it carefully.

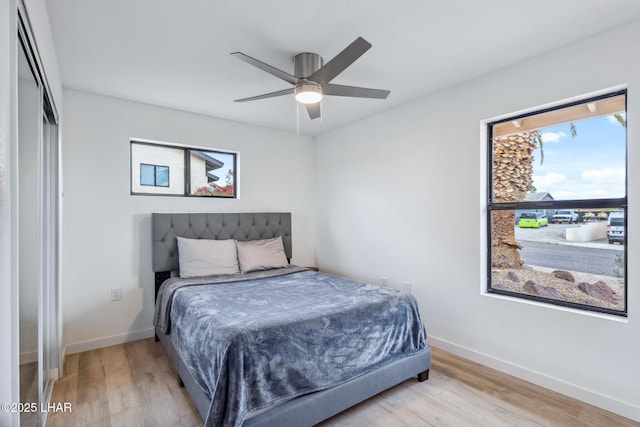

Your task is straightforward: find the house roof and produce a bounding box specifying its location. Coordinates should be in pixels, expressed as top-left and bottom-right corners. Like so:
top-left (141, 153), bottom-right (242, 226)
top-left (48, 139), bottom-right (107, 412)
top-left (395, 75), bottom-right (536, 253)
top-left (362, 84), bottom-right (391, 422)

top-left (191, 150), bottom-right (224, 170)
top-left (525, 192), bottom-right (554, 202)
top-left (192, 150), bottom-right (224, 182)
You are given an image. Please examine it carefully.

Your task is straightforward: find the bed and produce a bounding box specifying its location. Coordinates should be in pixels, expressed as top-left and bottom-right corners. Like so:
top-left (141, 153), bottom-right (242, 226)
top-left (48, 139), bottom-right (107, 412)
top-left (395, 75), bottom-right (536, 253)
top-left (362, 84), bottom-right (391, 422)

top-left (152, 212), bottom-right (431, 427)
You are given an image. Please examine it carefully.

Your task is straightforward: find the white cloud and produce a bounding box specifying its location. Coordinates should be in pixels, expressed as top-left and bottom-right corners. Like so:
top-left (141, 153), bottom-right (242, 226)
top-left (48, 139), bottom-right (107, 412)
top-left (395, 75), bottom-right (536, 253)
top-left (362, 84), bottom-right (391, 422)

top-left (581, 167), bottom-right (625, 184)
top-left (580, 188), bottom-right (622, 199)
top-left (533, 172), bottom-right (567, 187)
top-left (540, 131), bottom-right (567, 143)
top-left (607, 113), bottom-right (626, 125)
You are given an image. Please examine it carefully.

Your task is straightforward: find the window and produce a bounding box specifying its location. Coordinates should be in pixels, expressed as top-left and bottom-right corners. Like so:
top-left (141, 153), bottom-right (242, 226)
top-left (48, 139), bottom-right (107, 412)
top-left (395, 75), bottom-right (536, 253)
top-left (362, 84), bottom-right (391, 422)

top-left (486, 90), bottom-right (627, 316)
top-left (140, 164), bottom-right (169, 187)
top-left (189, 149), bottom-right (235, 197)
top-left (131, 140), bottom-right (237, 198)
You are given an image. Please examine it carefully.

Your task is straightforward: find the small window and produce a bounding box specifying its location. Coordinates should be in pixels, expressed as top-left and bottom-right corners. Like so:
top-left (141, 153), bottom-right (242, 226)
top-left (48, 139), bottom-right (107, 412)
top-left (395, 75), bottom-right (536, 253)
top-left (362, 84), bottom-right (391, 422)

top-left (140, 164), bottom-right (169, 187)
top-left (131, 140), bottom-right (237, 198)
top-left (189, 150), bottom-right (236, 197)
top-left (487, 90), bottom-right (627, 316)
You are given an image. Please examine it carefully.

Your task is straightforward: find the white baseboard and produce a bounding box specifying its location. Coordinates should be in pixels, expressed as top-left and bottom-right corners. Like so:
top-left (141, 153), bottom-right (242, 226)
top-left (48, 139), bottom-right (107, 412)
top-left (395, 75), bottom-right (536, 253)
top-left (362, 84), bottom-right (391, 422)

top-left (63, 327), bottom-right (155, 358)
top-left (20, 350), bottom-right (38, 365)
top-left (427, 336), bottom-right (640, 423)
top-left (48, 368), bottom-right (59, 381)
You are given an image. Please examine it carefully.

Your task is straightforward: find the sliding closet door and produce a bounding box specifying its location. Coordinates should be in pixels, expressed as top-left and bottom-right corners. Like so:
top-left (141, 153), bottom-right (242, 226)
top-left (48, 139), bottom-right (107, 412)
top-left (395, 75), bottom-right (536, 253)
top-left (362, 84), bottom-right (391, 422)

top-left (17, 9), bottom-right (61, 425)
top-left (18, 34), bottom-right (42, 427)
top-left (41, 101), bottom-right (60, 407)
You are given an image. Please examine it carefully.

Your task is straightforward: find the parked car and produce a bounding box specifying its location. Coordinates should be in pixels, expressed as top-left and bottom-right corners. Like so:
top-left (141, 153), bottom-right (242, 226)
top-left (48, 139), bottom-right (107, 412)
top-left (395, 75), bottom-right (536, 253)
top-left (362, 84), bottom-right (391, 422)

top-left (518, 211), bottom-right (548, 228)
top-left (551, 209), bottom-right (578, 224)
top-left (607, 211), bottom-right (625, 244)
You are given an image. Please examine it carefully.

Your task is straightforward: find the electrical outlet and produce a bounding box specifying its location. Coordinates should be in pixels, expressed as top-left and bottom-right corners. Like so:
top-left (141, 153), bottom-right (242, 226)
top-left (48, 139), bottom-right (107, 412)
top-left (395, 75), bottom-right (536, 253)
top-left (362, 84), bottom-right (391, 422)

top-left (111, 288), bottom-right (122, 301)
top-left (401, 281), bottom-right (412, 293)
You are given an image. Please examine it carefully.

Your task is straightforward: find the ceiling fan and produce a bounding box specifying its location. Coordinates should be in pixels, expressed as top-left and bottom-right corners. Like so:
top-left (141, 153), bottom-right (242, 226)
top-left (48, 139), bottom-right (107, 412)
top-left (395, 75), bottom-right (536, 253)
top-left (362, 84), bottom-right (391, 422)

top-left (231, 37), bottom-right (390, 120)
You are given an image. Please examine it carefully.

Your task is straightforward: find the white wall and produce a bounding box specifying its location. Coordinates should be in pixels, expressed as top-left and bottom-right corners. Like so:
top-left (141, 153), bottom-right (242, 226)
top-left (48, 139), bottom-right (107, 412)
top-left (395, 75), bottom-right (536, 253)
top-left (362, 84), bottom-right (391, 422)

top-left (315, 20), bottom-right (640, 421)
top-left (0, 2), bottom-right (18, 425)
top-left (61, 89), bottom-right (316, 353)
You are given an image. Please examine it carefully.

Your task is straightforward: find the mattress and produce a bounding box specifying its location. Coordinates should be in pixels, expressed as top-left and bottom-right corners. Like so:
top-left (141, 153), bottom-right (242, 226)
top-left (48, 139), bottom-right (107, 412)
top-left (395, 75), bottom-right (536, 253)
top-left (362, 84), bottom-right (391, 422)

top-left (155, 267), bottom-right (428, 427)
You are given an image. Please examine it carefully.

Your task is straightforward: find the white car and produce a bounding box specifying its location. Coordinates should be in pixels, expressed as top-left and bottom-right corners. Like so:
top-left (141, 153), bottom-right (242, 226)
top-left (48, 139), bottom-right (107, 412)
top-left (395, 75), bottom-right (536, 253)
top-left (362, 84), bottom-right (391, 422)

top-left (607, 211), bottom-right (625, 244)
top-left (551, 209), bottom-right (578, 224)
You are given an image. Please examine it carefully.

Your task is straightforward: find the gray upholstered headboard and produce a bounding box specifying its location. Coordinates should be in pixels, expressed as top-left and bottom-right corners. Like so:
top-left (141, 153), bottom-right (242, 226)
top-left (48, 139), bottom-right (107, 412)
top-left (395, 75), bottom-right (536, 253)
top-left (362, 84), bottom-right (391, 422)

top-left (151, 212), bottom-right (292, 273)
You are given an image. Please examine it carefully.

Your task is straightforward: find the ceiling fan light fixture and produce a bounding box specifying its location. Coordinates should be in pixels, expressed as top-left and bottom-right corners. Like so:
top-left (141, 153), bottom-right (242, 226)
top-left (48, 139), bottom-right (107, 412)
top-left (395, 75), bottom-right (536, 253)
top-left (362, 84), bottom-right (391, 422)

top-left (295, 83), bottom-right (323, 104)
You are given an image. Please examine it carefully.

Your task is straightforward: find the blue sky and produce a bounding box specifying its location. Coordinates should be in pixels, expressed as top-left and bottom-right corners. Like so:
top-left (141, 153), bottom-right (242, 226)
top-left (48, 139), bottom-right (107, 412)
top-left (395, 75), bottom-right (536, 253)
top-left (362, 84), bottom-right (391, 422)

top-left (532, 114), bottom-right (626, 200)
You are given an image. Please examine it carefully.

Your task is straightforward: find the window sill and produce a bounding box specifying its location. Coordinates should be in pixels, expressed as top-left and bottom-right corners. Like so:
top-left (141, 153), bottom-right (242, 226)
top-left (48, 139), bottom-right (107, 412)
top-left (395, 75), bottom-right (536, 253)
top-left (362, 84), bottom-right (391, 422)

top-left (481, 290), bottom-right (628, 323)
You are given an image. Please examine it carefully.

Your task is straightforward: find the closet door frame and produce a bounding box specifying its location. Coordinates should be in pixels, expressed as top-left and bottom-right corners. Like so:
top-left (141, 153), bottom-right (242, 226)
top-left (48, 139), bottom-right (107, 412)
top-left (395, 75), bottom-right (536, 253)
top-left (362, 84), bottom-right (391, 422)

top-left (16, 2), bottom-right (62, 424)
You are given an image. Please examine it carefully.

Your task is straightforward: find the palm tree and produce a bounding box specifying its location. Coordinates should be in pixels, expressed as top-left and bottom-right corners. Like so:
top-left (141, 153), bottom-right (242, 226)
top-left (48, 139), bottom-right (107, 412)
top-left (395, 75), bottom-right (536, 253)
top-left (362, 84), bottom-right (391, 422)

top-left (491, 131), bottom-right (538, 268)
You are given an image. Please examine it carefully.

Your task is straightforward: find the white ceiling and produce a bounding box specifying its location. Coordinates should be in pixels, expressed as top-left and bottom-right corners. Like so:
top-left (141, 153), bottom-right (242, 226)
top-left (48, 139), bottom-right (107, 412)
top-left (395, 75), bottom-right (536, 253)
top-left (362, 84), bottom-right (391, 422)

top-left (45, 0), bottom-right (640, 136)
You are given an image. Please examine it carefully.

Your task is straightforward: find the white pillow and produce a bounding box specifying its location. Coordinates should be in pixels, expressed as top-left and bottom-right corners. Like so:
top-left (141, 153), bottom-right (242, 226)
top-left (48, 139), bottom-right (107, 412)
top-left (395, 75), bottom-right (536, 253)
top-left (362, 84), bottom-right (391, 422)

top-left (176, 237), bottom-right (240, 278)
top-left (236, 236), bottom-right (289, 273)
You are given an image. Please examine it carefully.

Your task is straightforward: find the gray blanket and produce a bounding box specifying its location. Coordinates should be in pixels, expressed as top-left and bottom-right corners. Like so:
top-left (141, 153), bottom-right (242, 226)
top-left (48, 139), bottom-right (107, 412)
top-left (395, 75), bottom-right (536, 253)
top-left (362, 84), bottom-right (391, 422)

top-left (155, 267), bottom-right (427, 427)
top-left (154, 266), bottom-right (310, 335)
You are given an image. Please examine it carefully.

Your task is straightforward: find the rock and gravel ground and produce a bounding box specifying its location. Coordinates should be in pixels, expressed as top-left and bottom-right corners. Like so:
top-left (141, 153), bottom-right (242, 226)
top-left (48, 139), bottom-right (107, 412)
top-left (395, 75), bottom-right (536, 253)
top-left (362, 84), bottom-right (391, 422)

top-left (491, 265), bottom-right (624, 312)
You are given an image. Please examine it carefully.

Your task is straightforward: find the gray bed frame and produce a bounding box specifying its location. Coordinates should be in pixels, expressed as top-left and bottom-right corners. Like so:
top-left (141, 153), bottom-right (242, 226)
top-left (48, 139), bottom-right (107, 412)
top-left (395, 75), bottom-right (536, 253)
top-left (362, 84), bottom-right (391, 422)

top-left (152, 212), bottom-right (431, 426)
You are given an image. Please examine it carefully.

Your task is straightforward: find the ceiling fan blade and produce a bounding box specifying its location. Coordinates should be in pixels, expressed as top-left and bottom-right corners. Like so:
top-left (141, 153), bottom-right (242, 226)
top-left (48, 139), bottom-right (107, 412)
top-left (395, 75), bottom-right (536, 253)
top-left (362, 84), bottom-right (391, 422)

top-left (234, 88), bottom-right (294, 102)
top-left (231, 52), bottom-right (299, 85)
top-left (308, 37), bottom-right (372, 84)
top-left (305, 103), bottom-right (321, 120)
top-left (323, 83), bottom-right (390, 99)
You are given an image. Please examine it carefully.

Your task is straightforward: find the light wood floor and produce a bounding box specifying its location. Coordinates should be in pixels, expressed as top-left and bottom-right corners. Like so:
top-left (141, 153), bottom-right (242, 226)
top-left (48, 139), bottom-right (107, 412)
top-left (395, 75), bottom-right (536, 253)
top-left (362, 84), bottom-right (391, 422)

top-left (47, 338), bottom-right (639, 427)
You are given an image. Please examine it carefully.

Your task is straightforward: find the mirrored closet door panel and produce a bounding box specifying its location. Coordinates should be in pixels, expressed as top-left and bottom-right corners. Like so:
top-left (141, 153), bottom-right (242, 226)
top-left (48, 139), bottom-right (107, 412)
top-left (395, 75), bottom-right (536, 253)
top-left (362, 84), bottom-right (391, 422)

top-left (41, 99), bottom-right (60, 410)
top-left (17, 10), bottom-right (61, 425)
top-left (18, 33), bottom-right (42, 427)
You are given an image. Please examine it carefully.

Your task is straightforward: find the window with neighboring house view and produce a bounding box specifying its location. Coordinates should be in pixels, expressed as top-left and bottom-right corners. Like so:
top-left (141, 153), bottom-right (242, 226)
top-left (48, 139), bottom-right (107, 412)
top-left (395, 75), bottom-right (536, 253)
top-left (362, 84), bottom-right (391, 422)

top-left (189, 149), bottom-right (236, 197)
top-left (131, 140), bottom-right (237, 198)
top-left (486, 90), bottom-right (627, 316)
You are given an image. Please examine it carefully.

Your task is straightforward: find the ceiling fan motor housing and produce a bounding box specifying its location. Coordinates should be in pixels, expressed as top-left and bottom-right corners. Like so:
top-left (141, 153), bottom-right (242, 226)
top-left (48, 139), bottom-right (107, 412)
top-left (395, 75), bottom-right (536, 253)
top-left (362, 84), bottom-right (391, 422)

top-left (294, 53), bottom-right (323, 78)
